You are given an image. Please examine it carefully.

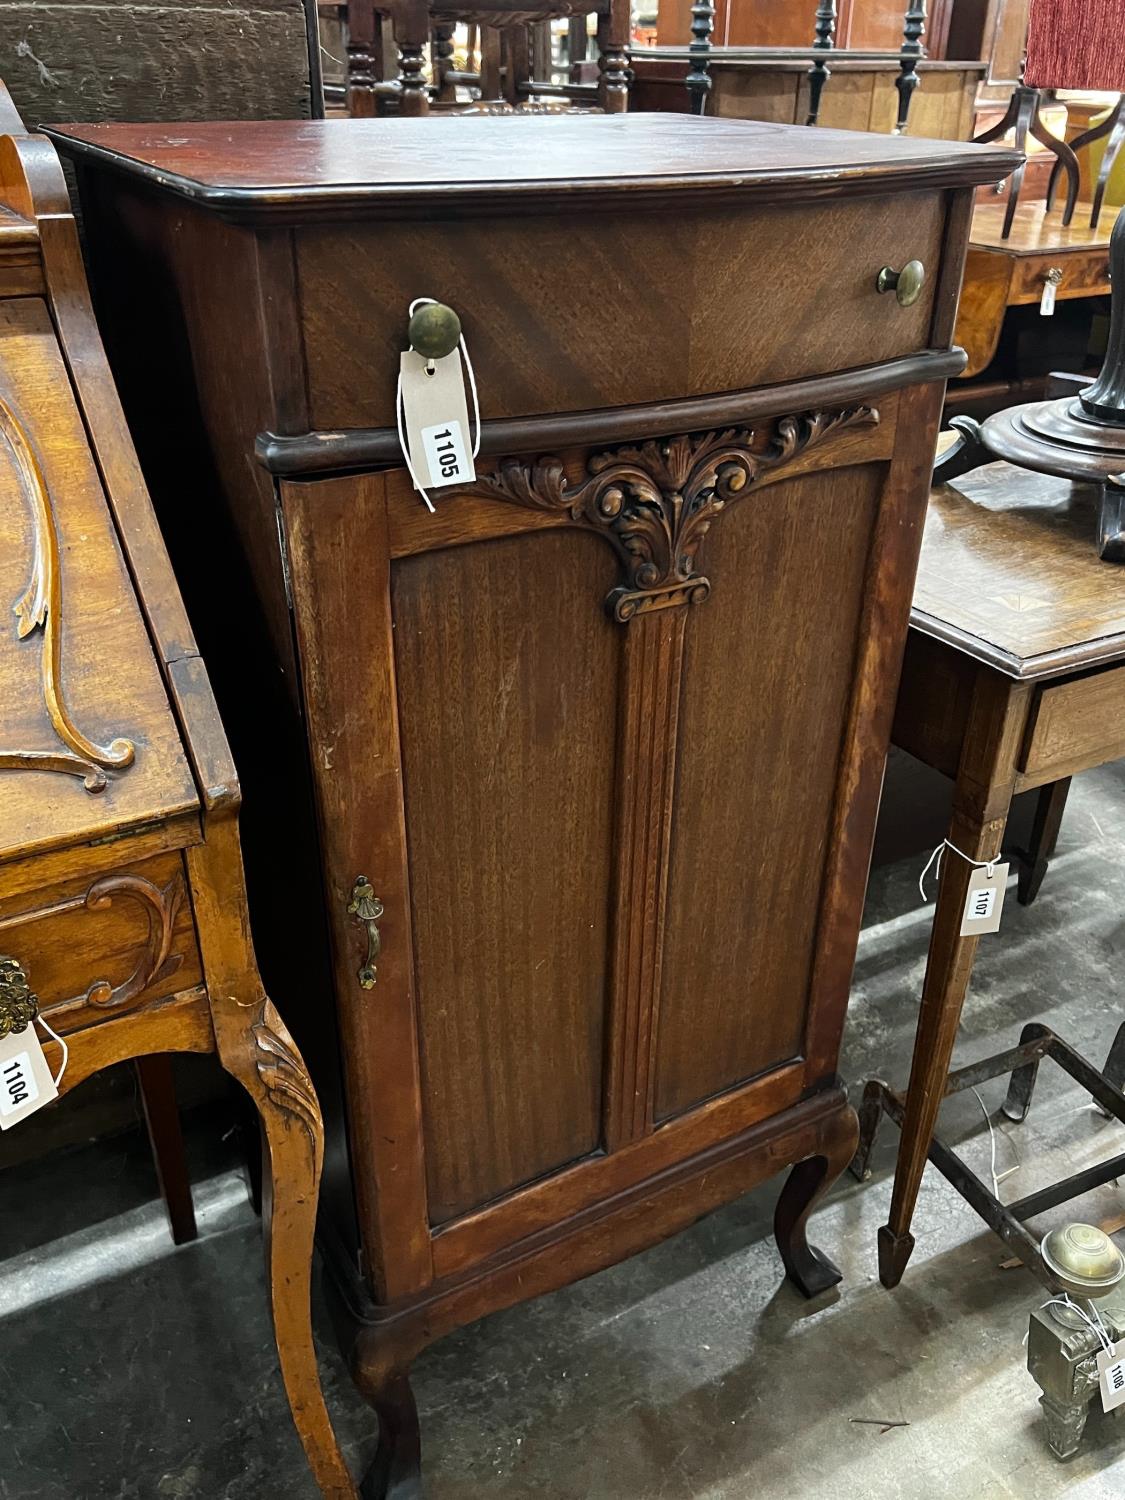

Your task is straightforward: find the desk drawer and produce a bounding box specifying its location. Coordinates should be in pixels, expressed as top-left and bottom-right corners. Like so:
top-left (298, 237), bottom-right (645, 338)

top-left (0, 851), bottom-right (202, 1038)
top-left (1010, 252), bottom-right (1112, 308)
top-left (1021, 668), bottom-right (1125, 782)
top-left (297, 191), bottom-right (946, 429)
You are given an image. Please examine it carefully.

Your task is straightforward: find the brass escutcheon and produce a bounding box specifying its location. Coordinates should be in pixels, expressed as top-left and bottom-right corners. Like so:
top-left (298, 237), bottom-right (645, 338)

top-left (0, 955), bottom-right (38, 1038)
top-left (347, 877), bottom-right (384, 990)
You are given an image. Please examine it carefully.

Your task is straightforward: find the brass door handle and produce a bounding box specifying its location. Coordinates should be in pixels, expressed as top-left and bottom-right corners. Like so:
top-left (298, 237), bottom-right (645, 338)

top-left (876, 260), bottom-right (926, 308)
top-left (0, 955), bottom-right (38, 1037)
top-left (347, 877), bottom-right (384, 990)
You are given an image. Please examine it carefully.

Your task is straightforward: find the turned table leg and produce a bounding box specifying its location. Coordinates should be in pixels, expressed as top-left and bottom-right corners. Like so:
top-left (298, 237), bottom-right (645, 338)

top-left (188, 829), bottom-right (358, 1499)
top-left (880, 671), bottom-right (1031, 1288)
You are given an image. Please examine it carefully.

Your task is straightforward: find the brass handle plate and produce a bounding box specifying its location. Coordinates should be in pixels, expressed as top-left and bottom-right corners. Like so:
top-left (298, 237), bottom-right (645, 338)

top-left (0, 955), bottom-right (38, 1038)
top-left (876, 259), bottom-right (926, 308)
top-left (347, 877), bottom-right (384, 990)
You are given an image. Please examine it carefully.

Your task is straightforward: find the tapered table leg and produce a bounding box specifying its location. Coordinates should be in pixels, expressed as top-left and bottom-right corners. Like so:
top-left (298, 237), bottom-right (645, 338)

top-left (880, 670), bottom-right (1031, 1288)
top-left (135, 1053), bottom-right (197, 1245)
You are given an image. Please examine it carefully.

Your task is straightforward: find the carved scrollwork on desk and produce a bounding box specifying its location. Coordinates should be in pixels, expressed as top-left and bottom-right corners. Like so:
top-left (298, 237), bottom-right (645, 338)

top-left (0, 870), bottom-right (186, 1023)
top-left (474, 406), bottom-right (879, 621)
top-left (80, 872), bottom-right (185, 1010)
top-left (0, 393), bottom-right (135, 792)
top-left (252, 998), bottom-right (322, 1149)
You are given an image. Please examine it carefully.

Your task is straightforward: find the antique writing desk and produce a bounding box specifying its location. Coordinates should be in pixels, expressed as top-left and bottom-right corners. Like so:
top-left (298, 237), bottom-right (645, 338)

top-left (50, 116), bottom-right (1016, 1494)
top-left (0, 102), bottom-right (356, 1497)
top-left (860, 463), bottom-right (1125, 1288)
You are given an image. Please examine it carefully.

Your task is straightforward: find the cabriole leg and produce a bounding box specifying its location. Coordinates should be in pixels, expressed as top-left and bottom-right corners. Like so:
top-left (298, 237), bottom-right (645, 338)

top-left (775, 1104), bottom-right (860, 1298)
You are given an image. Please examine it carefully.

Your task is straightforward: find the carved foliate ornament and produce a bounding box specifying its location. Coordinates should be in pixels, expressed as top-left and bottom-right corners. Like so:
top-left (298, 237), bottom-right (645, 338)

top-left (475, 407), bottom-right (879, 620)
top-left (0, 394), bottom-right (135, 791)
top-left (253, 999), bottom-right (322, 1150)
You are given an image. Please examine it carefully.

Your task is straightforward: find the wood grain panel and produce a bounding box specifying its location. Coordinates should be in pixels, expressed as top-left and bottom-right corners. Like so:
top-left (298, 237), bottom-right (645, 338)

top-left (0, 850), bottom-right (200, 1037)
top-left (392, 529), bottom-right (622, 1224)
top-left (297, 195), bottom-right (944, 430)
top-left (654, 463), bottom-right (882, 1120)
top-left (0, 296), bottom-right (197, 863)
top-left (1020, 670), bottom-right (1125, 781)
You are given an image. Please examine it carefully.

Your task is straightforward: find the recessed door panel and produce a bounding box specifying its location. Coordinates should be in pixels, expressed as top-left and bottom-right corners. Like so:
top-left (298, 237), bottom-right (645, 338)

top-left (654, 465), bottom-right (883, 1121)
top-left (393, 528), bottom-right (621, 1224)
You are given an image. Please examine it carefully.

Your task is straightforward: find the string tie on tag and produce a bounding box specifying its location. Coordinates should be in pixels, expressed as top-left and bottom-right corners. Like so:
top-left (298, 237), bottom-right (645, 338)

top-left (1041, 1295), bottom-right (1117, 1358)
top-left (918, 838), bottom-right (998, 901)
top-left (395, 295), bottom-right (480, 513)
top-left (37, 1011), bottom-right (68, 1088)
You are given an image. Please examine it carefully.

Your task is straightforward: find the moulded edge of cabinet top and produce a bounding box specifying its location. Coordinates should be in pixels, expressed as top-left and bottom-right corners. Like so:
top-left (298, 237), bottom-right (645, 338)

top-left (44, 116), bottom-right (1021, 225)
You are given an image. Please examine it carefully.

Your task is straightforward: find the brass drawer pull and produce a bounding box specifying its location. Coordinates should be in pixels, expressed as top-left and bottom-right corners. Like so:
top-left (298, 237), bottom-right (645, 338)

top-left (876, 260), bottom-right (926, 308)
top-left (347, 877), bottom-right (384, 990)
top-left (0, 956), bottom-right (38, 1037)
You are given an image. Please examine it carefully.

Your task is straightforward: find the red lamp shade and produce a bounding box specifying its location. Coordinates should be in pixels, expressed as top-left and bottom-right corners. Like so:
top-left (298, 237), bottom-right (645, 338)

top-left (1024, 0), bottom-right (1125, 91)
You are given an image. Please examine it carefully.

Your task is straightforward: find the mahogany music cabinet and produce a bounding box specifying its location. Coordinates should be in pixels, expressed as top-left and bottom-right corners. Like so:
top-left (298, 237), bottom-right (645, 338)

top-left (49, 116), bottom-right (1017, 1495)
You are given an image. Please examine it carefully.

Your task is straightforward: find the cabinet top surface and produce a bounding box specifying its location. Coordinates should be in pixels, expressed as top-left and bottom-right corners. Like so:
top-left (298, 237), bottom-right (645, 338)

top-left (912, 464), bottom-right (1125, 679)
top-left (46, 116), bottom-right (1019, 222)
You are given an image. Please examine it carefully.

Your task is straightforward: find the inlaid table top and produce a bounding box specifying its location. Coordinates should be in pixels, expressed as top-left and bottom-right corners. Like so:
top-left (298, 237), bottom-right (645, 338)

top-left (912, 463), bottom-right (1125, 681)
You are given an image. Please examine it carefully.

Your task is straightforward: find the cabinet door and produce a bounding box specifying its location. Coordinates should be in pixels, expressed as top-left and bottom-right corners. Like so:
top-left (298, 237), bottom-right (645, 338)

top-left (282, 383), bottom-right (936, 1290)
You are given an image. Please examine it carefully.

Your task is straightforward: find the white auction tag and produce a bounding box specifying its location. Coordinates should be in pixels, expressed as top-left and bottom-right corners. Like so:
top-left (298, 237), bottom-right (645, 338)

top-left (960, 861), bottom-right (1009, 936)
top-left (1099, 1343), bottom-right (1125, 1412)
top-left (0, 1024), bottom-right (57, 1130)
top-left (1040, 279), bottom-right (1058, 317)
top-left (399, 349), bottom-right (476, 492)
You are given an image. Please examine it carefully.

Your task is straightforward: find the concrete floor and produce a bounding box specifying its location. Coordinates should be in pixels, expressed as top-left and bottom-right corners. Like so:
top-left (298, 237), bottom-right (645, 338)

top-left (4, 760), bottom-right (1125, 1499)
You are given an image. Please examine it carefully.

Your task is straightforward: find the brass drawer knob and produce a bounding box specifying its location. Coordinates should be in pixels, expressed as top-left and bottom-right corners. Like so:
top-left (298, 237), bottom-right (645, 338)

top-left (876, 260), bottom-right (926, 308)
top-left (0, 956), bottom-right (38, 1038)
top-left (407, 302), bottom-right (462, 360)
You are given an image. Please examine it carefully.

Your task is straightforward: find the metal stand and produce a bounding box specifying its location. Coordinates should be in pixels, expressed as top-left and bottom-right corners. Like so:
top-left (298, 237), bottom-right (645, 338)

top-left (934, 207), bottom-right (1125, 563)
top-left (852, 1023), bottom-right (1125, 1292)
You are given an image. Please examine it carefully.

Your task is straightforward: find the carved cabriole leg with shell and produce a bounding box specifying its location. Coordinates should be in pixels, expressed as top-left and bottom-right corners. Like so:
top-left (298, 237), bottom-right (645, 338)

top-left (185, 821), bottom-right (359, 1500)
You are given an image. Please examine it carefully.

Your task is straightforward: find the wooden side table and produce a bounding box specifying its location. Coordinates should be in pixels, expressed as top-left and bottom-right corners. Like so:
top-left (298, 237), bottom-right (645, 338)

top-left (0, 102), bottom-right (356, 1499)
top-left (858, 462), bottom-right (1125, 1289)
top-left (955, 200), bottom-right (1118, 381)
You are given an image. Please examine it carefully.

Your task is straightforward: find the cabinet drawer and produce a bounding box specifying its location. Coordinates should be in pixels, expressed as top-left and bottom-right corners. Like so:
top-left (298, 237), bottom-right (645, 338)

top-left (1011, 252), bottom-right (1112, 307)
top-left (298, 191), bottom-right (946, 429)
top-left (0, 851), bottom-right (202, 1038)
top-left (1021, 668), bottom-right (1125, 782)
